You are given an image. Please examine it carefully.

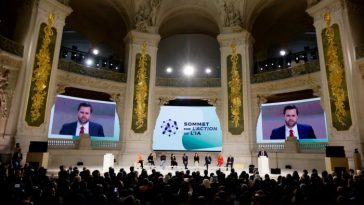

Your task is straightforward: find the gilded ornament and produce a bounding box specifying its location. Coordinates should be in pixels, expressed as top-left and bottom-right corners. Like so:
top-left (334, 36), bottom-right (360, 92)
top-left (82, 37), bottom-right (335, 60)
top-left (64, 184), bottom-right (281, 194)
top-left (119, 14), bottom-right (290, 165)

top-left (30, 13), bottom-right (54, 121)
top-left (324, 12), bottom-right (347, 126)
top-left (228, 44), bottom-right (242, 127)
top-left (134, 42), bottom-right (148, 129)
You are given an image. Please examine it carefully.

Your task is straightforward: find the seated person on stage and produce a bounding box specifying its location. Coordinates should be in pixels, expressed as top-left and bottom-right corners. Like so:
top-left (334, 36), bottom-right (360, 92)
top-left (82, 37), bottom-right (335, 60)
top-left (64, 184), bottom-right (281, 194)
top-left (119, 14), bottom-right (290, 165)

top-left (147, 153), bottom-right (155, 166)
top-left (137, 153), bottom-right (143, 169)
top-left (226, 155), bottom-right (234, 170)
top-left (258, 148), bottom-right (268, 157)
top-left (182, 153), bottom-right (188, 169)
top-left (171, 154), bottom-right (178, 168)
top-left (270, 105), bottom-right (316, 140)
top-left (217, 154), bottom-right (224, 167)
top-left (160, 153), bottom-right (166, 169)
top-left (194, 153), bottom-right (199, 168)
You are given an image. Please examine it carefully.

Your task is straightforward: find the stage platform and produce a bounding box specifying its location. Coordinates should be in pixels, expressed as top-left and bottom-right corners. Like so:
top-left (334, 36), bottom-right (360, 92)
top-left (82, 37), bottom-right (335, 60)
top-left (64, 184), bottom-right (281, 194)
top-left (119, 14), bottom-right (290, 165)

top-left (46, 164), bottom-right (316, 179)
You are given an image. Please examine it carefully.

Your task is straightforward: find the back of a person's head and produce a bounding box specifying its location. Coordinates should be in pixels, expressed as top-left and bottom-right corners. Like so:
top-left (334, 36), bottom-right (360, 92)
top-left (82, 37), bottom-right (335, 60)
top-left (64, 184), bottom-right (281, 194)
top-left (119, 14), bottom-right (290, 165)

top-left (202, 178), bottom-right (211, 188)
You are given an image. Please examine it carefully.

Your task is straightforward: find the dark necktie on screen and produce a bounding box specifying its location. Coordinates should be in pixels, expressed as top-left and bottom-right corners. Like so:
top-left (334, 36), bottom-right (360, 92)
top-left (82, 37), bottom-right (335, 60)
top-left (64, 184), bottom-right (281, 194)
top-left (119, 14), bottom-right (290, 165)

top-left (80, 126), bottom-right (85, 135)
top-left (289, 129), bottom-right (294, 137)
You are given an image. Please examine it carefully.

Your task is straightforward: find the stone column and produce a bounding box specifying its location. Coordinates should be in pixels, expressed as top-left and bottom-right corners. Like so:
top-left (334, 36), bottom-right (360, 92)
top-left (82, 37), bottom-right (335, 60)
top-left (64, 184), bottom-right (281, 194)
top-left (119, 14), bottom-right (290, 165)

top-left (13, 0), bottom-right (72, 155)
top-left (122, 30), bottom-right (160, 163)
top-left (217, 31), bottom-right (254, 165)
top-left (307, 0), bottom-right (363, 165)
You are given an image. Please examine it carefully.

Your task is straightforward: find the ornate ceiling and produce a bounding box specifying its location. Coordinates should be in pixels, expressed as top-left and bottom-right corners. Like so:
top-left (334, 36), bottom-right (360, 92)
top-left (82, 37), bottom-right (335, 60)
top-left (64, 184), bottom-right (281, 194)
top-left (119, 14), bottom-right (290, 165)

top-left (64, 0), bottom-right (313, 58)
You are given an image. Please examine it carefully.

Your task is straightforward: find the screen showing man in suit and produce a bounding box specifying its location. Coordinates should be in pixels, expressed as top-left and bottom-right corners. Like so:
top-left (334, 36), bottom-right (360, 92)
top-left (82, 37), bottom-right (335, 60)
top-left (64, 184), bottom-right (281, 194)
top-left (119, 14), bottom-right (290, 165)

top-left (256, 98), bottom-right (327, 143)
top-left (48, 95), bottom-right (120, 140)
top-left (59, 102), bottom-right (105, 137)
top-left (270, 105), bottom-right (316, 140)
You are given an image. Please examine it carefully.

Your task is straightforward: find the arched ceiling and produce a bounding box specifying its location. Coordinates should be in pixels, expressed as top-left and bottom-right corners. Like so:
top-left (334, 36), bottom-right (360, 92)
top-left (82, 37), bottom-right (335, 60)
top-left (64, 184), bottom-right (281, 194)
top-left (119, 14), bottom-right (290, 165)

top-left (65, 0), bottom-right (131, 58)
top-left (251, 0), bottom-right (315, 55)
top-left (158, 8), bottom-right (220, 38)
top-left (63, 0), bottom-right (314, 60)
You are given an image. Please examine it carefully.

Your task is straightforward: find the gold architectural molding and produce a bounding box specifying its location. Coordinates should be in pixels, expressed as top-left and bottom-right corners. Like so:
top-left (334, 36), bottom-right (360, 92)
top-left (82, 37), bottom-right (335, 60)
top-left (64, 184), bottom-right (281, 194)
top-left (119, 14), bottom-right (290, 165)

top-left (323, 12), bottom-right (350, 128)
top-left (228, 43), bottom-right (242, 128)
top-left (133, 42), bottom-right (149, 130)
top-left (29, 12), bottom-right (55, 123)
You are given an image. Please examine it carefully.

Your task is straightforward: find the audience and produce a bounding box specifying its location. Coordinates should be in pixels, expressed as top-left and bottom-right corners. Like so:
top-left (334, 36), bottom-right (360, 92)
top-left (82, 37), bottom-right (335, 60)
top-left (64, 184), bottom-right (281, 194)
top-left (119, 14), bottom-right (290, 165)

top-left (0, 161), bottom-right (363, 205)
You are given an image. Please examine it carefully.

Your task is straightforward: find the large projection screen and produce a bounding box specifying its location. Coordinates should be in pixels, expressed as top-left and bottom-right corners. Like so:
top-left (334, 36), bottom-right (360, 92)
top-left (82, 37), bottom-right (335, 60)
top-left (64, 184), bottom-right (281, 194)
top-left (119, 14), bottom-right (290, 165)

top-left (153, 106), bottom-right (222, 151)
top-left (256, 97), bottom-right (328, 143)
top-left (48, 95), bottom-right (120, 141)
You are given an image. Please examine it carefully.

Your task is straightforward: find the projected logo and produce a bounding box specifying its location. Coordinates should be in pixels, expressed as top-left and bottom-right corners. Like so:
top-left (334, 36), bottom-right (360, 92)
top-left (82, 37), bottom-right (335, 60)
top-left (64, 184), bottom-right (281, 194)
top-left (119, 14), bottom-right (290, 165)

top-left (160, 119), bottom-right (178, 137)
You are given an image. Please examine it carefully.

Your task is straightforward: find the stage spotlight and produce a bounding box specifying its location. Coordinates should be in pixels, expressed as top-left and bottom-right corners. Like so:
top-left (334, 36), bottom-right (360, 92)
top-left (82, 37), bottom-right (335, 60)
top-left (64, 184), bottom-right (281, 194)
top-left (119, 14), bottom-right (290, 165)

top-left (62, 50), bottom-right (68, 58)
top-left (92, 48), bottom-right (99, 55)
top-left (280, 49), bottom-right (286, 56)
top-left (183, 64), bottom-right (195, 76)
top-left (166, 67), bottom-right (173, 73)
top-left (85, 58), bottom-right (93, 66)
top-left (205, 68), bottom-right (211, 74)
top-left (102, 59), bottom-right (107, 67)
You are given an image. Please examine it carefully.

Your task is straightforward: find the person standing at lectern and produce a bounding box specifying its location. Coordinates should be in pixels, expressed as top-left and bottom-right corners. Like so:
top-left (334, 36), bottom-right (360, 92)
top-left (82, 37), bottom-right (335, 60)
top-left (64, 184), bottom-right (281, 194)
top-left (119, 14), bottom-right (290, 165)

top-left (59, 102), bottom-right (105, 137)
top-left (258, 148), bottom-right (268, 157)
top-left (270, 105), bottom-right (316, 140)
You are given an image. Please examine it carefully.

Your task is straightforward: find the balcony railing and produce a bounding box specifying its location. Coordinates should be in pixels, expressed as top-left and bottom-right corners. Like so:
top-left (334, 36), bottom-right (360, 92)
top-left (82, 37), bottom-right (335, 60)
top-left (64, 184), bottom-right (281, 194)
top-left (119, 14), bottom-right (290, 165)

top-left (251, 60), bottom-right (320, 83)
top-left (254, 47), bottom-right (319, 74)
top-left (60, 46), bottom-right (124, 73)
top-left (48, 138), bottom-right (120, 150)
top-left (58, 59), bottom-right (127, 82)
top-left (156, 77), bottom-right (221, 87)
top-left (0, 34), bottom-right (24, 57)
top-left (257, 142), bottom-right (327, 153)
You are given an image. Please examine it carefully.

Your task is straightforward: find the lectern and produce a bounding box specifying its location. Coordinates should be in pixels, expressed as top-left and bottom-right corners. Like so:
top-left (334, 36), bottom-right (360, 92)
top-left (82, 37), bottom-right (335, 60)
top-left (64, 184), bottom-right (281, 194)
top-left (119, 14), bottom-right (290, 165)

top-left (258, 156), bottom-right (270, 174)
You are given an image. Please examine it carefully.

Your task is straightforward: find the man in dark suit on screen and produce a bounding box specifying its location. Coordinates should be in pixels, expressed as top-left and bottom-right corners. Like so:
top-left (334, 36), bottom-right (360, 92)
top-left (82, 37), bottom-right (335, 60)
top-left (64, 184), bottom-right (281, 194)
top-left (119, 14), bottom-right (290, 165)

top-left (60, 102), bottom-right (105, 137)
top-left (270, 105), bottom-right (316, 140)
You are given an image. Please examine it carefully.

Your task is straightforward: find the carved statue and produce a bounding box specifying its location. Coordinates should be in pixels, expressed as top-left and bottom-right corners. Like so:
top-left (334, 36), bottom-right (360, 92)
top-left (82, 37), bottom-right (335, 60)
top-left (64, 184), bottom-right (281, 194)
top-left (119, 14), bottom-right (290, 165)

top-left (135, 4), bottom-right (150, 32)
top-left (149, 0), bottom-right (161, 26)
top-left (223, 0), bottom-right (242, 27)
top-left (135, 0), bottom-right (162, 32)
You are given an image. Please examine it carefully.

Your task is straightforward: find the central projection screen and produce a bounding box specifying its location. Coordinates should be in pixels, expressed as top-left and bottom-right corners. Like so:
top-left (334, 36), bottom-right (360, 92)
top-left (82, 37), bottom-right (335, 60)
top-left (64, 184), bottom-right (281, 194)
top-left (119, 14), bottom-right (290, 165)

top-left (153, 106), bottom-right (222, 151)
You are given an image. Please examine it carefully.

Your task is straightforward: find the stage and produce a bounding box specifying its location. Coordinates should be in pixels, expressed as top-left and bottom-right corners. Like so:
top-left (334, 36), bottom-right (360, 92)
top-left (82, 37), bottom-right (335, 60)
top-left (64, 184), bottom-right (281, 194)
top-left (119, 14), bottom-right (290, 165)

top-left (46, 164), bottom-right (315, 179)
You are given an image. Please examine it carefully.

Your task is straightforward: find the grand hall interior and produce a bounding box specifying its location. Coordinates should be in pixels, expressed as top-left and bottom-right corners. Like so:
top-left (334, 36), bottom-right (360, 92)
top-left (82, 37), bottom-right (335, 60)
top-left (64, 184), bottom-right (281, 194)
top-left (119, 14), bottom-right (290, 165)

top-left (1, 0), bottom-right (364, 204)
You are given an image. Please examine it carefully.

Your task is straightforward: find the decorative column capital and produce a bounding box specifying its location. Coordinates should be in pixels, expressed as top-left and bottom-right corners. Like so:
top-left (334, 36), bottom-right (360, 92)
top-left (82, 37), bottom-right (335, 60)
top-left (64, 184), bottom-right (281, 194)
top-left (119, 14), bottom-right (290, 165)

top-left (110, 93), bottom-right (121, 103)
top-left (56, 83), bottom-right (66, 94)
top-left (158, 96), bottom-right (175, 105)
top-left (217, 30), bottom-right (254, 48)
top-left (306, 0), bottom-right (345, 25)
top-left (124, 30), bottom-right (161, 48)
top-left (38, 0), bottom-right (73, 29)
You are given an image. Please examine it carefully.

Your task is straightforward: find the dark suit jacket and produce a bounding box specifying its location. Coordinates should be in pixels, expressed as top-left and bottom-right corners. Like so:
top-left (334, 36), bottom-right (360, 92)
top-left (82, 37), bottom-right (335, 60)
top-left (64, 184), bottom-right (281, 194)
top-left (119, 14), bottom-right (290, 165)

top-left (258, 151), bottom-right (268, 157)
top-left (270, 123), bottom-right (316, 140)
top-left (59, 121), bottom-right (105, 137)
